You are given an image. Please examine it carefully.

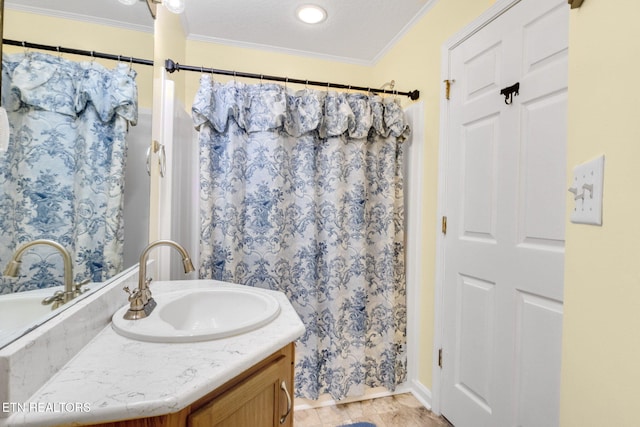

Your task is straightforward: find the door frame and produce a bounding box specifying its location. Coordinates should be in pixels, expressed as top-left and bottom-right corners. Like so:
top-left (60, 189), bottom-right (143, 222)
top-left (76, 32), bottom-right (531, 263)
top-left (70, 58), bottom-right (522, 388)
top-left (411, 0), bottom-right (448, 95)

top-left (432, 0), bottom-right (524, 416)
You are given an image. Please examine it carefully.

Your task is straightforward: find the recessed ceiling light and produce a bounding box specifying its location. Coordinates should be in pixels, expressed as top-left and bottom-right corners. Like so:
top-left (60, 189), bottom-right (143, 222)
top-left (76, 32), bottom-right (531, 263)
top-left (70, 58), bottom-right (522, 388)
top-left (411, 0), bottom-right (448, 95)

top-left (163, 0), bottom-right (185, 14)
top-left (296, 4), bottom-right (327, 24)
top-left (118, 0), bottom-right (138, 5)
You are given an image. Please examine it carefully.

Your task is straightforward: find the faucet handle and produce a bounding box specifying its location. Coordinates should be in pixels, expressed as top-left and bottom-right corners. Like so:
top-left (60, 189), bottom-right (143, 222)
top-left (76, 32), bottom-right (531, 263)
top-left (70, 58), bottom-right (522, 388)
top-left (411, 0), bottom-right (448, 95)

top-left (73, 279), bottom-right (91, 296)
top-left (123, 286), bottom-right (137, 300)
top-left (42, 290), bottom-right (65, 309)
top-left (123, 286), bottom-right (136, 297)
top-left (123, 286), bottom-right (145, 311)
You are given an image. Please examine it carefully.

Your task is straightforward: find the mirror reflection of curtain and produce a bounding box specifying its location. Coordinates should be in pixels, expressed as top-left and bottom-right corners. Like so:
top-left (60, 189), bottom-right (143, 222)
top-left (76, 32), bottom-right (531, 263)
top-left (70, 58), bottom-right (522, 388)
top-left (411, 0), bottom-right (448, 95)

top-left (0, 52), bottom-right (138, 294)
top-left (193, 77), bottom-right (409, 401)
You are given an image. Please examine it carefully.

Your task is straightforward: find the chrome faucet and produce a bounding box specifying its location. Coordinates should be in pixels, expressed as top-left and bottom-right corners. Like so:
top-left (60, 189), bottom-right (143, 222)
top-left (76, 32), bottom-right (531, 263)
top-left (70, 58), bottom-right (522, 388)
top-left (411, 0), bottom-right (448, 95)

top-left (3, 239), bottom-right (88, 309)
top-left (123, 239), bottom-right (195, 320)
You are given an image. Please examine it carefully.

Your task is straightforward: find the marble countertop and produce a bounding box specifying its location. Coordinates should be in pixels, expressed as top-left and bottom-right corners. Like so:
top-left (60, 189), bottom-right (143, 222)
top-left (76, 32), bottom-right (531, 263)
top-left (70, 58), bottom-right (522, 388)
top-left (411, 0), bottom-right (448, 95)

top-left (3, 280), bottom-right (305, 427)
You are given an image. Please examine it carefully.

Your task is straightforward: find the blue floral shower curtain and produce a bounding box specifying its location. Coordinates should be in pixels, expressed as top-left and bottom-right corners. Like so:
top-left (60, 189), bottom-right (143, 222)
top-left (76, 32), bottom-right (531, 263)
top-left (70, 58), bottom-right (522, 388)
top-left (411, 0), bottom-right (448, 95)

top-left (0, 52), bottom-right (138, 294)
top-left (193, 76), bottom-right (409, 400)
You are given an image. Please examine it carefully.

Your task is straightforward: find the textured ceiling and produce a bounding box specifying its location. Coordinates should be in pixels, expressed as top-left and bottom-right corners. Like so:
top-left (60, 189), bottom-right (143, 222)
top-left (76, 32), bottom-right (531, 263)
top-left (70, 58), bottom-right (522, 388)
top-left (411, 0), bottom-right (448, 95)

top-left (6, 0), bottom-right (434, 65)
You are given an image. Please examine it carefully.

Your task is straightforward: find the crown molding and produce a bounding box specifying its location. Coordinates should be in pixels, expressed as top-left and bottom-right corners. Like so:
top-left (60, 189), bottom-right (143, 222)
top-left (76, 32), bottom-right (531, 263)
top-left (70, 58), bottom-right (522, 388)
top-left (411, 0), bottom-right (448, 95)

top-left (371, 0), bottom-right (439, 65)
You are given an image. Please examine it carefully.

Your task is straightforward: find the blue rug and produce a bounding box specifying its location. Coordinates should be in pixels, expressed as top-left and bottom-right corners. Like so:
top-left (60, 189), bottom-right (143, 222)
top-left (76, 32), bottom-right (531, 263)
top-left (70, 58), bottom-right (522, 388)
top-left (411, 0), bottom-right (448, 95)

top-left (338, 423), bottom-right (376, 427)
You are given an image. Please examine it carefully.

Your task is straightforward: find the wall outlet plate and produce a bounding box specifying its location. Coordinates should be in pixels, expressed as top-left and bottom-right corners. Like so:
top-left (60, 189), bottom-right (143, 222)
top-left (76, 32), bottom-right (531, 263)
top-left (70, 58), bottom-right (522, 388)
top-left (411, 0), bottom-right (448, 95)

top-left (569, 155), bottom-right (605, 225)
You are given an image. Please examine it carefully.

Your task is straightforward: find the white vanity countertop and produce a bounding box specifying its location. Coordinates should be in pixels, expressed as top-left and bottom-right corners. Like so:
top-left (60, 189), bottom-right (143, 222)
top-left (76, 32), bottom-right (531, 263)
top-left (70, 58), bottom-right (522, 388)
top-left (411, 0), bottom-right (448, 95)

top-left (3, 281), bottom-right (305, 427)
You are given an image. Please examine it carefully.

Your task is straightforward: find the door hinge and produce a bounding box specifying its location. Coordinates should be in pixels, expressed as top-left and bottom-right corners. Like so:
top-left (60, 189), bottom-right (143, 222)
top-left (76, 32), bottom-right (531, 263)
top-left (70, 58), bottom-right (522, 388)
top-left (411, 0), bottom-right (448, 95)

top-left (443, 79), bottom-right (454, 100)
top-left (438, 348), bottom-right (443, 368)
top-left (442, 216), bottom-right (447, 235)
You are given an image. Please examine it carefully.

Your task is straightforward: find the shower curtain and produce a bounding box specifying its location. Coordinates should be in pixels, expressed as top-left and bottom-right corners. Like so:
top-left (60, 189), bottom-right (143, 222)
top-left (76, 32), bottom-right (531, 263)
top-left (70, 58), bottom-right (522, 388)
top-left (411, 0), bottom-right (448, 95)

top-left (0, 52), bottom-right (138, 294)
top-left (193, 76), bottom-right (409, 400)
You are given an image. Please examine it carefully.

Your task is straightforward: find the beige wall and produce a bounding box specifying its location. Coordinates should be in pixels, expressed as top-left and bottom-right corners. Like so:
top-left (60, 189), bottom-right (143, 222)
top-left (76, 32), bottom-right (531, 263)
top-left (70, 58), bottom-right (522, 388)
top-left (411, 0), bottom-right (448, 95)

top-left (561, 1), bottom-right (640, 426)
top-left (4, 10), bottom-right (154, 109)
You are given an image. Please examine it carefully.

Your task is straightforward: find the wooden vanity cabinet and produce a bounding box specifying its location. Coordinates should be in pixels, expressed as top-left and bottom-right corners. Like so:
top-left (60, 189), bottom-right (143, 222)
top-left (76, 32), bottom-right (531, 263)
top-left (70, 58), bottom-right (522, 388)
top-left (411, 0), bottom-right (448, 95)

top-left (89, 343), bottom-right (295, 427)
top-left (188, 342), bottom-right (294, 427)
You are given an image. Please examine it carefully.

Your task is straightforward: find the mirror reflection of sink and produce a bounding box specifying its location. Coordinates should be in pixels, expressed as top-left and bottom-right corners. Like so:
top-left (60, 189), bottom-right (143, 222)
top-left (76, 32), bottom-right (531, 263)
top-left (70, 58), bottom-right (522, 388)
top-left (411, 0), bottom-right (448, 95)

top-left (0, 293), bottom-right (53, 338)
top-left (0, 283), bottom-right (101, 345)
top-left (111, 287), bottom-right (281, 343)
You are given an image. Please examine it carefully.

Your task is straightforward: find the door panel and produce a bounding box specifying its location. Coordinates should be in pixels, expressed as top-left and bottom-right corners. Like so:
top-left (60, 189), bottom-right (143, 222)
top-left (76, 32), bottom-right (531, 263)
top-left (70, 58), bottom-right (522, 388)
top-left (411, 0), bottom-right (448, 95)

top-left (464, 42), bottom-right (502, 102)
top-left (519, 92), bottom-right (567, 246)
top-left (522, 2), bottom-right (569, 74)
top-left (462, 117), bottom-right (498, 241)
top-left (514, 292), bottom-right (563, 427)
top-left (456, 274), bottom-right (496, 414)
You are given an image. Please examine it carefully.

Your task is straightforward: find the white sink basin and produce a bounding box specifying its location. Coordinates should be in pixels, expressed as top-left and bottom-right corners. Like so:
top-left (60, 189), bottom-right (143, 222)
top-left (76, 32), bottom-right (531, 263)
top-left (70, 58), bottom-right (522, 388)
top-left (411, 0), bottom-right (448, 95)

top-left (111, 287), bottom-right (281, 343)
top-left (0, 293), bottom-right (52, 334)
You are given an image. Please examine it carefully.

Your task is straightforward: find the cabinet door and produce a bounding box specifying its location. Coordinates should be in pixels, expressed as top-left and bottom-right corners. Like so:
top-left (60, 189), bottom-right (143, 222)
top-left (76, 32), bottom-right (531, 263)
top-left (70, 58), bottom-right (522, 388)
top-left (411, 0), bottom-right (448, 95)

top-left (189, 348), bottom-right (293, 427)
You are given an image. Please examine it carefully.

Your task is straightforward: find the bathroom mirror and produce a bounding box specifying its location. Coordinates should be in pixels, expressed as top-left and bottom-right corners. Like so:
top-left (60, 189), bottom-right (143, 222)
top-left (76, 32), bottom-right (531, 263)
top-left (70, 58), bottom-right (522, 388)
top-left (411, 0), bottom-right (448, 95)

top-left (0, 0), bottom-right (154, 349)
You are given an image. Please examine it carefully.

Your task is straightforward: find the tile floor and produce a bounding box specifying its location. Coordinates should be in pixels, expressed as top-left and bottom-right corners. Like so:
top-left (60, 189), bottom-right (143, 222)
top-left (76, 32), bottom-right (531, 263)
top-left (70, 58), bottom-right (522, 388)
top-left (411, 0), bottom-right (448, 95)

top-left (293, 393), bottom-right (452, 427)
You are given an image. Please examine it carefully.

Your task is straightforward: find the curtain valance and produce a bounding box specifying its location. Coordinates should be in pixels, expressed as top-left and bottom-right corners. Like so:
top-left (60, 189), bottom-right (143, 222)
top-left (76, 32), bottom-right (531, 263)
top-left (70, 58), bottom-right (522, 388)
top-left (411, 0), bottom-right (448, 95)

top-left (192, 76), bottom-right (410, 140)
top-left (2, 52), bottom-right (138, 124)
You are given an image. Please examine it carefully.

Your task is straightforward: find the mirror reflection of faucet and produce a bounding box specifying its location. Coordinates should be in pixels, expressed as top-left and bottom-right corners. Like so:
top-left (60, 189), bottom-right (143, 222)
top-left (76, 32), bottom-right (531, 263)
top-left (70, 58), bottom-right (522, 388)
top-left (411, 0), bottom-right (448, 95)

top-left (123, 240), bottom-right (195, 320)
top-left (2, 239), bottom-right (89, 309)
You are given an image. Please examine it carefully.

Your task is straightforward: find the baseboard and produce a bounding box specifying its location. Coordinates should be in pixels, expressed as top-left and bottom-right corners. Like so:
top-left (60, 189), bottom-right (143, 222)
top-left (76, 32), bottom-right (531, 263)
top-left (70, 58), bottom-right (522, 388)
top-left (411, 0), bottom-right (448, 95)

top-left (409, 379), bottom-right (434, 412)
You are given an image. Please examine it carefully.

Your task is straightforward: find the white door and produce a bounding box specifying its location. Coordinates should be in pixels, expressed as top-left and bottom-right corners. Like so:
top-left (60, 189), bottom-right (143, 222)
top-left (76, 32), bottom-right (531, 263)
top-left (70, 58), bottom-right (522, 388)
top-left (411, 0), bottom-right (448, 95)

top-left (440, 0), bottom-right (568, 426)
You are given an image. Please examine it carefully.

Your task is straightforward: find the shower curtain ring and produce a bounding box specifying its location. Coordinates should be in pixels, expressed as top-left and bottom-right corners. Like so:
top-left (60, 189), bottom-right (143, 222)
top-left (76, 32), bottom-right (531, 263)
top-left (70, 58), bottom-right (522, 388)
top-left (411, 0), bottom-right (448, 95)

top-left (57, 46), bottom-right (62, 58)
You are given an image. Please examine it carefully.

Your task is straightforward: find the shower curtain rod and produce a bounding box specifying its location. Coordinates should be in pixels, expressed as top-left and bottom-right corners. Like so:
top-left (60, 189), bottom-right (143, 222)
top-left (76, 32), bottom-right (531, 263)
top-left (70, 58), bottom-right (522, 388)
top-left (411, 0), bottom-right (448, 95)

top-left (2, 39), bottom-right (154, 66)
top-left (164, 58), bottom-right (420, 100)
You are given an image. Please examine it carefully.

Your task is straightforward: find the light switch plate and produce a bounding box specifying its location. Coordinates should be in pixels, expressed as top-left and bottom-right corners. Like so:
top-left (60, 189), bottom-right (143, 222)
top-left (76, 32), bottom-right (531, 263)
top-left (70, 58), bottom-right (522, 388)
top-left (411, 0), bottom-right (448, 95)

top-left (569, 155), bottom-right (605, 225)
